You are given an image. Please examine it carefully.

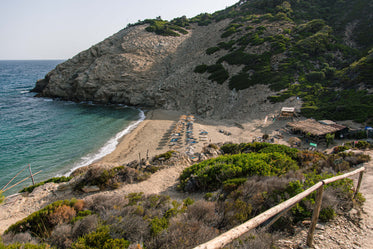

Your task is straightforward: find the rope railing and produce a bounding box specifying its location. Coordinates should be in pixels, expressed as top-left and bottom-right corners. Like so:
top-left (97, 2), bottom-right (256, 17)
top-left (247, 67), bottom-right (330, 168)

top-left (194, 167), bottom-right (365, 249)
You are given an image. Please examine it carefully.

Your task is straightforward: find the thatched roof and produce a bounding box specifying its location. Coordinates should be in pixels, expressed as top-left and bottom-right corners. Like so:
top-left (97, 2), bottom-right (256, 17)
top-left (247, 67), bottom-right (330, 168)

top-left (287, 119), bottom-right (346, 137)
top-left (288, 137), bottom-right (302, 144)
top-left (288, 137), bottom-right (302, 147)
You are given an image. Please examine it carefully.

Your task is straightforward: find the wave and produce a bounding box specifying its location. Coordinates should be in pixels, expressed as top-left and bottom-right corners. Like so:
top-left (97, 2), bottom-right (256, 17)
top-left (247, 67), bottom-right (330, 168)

top-left (64, 109), bottom-right (146, 176)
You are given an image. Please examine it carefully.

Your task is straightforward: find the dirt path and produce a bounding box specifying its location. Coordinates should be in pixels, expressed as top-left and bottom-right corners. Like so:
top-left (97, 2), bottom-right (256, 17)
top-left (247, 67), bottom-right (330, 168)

top-left (82, 161), bottom-right (204, 206)
top-left (0, 160), bottom-right (199, 235)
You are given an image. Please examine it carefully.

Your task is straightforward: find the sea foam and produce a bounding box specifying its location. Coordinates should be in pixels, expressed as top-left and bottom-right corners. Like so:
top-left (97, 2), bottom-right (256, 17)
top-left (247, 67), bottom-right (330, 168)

top-left (65, 109), bottom-right (146, 176)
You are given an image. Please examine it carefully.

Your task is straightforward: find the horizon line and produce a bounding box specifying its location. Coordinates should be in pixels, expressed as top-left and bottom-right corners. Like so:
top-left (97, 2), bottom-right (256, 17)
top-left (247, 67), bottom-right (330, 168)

top-left (0, 59), bottom-right (67, 61)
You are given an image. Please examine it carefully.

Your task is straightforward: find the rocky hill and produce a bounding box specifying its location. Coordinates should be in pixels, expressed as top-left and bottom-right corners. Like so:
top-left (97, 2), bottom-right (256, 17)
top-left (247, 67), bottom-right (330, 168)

top-left (32, 0), bottom-right (373, 122)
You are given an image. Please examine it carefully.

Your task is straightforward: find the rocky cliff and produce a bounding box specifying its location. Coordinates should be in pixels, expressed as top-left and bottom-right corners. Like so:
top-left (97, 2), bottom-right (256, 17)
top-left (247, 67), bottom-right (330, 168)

top-left (33, 0), bottom-right (373, 122)
top-left (33, 20), bottom-right (289, 120)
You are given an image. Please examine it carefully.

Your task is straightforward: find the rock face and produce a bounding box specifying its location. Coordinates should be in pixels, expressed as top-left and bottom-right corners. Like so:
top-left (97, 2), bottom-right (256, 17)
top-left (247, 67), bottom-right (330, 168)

top-left (33, 22), bottom-right (286, 120)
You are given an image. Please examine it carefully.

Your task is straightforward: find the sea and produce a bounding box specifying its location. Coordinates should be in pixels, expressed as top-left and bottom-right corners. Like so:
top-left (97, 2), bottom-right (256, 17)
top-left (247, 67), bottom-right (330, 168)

top-left (0, 60), bottom-right (144, 196)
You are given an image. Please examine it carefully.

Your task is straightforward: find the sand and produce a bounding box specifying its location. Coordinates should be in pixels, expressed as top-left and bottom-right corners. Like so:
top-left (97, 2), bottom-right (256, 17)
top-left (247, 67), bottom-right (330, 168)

top-left (97, 108), bottom-right (295, 167)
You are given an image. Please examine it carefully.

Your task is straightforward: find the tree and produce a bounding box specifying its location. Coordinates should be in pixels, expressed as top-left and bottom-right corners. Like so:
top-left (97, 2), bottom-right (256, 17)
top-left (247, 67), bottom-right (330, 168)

top-left (325, 133), bottom-right (335, 147)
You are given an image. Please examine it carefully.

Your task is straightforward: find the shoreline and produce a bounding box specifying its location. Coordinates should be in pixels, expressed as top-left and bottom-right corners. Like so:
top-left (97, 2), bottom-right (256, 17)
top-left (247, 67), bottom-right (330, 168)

top-left (93, 108), bottom-right (297, 169)
top-left (65, 108), bottom-right (146, 176)
top-left (96, 109), bottom-right (183, 166)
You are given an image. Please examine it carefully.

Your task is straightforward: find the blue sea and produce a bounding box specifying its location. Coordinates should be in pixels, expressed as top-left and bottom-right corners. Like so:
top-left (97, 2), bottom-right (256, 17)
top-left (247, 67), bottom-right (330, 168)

top-left (0, 60), bottom-right (144, 195)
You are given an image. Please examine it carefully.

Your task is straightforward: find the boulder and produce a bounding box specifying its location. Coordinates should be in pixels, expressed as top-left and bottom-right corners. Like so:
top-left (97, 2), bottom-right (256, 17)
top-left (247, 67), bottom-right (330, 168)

top-left (82, 185), bottom-right (100, 193)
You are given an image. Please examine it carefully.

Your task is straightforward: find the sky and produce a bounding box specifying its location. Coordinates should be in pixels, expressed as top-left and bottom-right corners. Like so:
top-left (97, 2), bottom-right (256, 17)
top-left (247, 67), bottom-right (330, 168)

top-left (0, 0), bottom-right (238, 60)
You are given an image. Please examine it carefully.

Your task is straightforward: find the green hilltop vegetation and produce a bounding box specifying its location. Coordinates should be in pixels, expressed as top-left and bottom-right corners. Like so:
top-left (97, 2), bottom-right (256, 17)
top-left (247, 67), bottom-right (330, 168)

top-left (132, 0), bottom-right (373, 124)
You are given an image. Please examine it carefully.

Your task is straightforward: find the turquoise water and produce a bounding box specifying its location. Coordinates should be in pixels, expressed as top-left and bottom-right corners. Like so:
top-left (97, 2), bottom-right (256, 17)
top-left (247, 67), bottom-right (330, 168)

top-left (0, 60), bottom-right (144, 195)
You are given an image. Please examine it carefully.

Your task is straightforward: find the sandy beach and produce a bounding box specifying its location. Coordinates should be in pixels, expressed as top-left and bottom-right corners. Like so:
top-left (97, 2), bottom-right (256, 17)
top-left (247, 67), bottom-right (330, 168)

top-left (97, 108), bottom-right (298, 167)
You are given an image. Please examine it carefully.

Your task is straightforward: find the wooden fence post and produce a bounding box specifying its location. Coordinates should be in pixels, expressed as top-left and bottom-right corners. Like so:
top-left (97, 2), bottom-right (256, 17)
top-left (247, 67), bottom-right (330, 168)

top-left (353, 171), bottom-right (364, 199)
top-left (307, 185), bottom-right (324, 247)
top-left (28, 164), bottom-right (35, 185)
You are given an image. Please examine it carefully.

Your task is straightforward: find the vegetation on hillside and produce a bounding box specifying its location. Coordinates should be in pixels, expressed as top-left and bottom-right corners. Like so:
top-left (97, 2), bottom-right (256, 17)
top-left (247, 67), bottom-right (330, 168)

top-left (190, 0), bottom-right (372, 123)
top-left (127, 0), bottom-right (372, 123)
top-left (2, 142), bottom-right (369, 248)
top-left (179, 143), bottom-right (368, 235)
top-left (20, 176), bottom-right (72, 193)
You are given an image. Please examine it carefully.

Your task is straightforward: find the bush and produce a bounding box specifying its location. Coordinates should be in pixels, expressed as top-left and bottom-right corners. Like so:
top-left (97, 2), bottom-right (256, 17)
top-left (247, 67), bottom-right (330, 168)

top-left (179, 152), bottom-right (298, 191)
top-left (222, 199), bottom-right (252, 227)
top-left (154, 150), bottom-right (176, 160)
top-left (150, 217), bottom-right (169, 236)
top-left (206, 47), bottom-right (220, 55)
top-left (356, 140), bottom-right (371, 149)
top-left (223, 178), bottom-right (247, 192)
top-left (194, 64), bottom-right (208, 73)
top-left (218, 41), bottom-right (235, 50)
top-left (221, 142), bottom-right (299, 160)
top-left (143, 19), bottom-right (188, 37)
top-left (306, 71), bottom-right (325, 83)
top-left (206, 64), bottom-right (229, 84)
top-left (74, 165), bottom-right (148, 191)
top-left (70, 225), bottom-right (129, 249)
top-left (152, 217), bottom-right (219, 248)
top-left (319, 206), bottom-right (336, 222)
top-left (5, 199), bottom-right (84, 238)
top-left (0, 240), bottom-right (51, 249)
top-left (49, 205), bottom-right (76, 225)
top-left (48, 224), bottom-right (73, 249)
top-left (20, 176), bottom-right (72, 193)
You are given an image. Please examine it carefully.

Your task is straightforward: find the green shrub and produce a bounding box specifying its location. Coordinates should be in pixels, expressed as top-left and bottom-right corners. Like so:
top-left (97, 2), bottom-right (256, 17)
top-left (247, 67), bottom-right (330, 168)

top-left (0, 241), bottom-right (51, 248)
top-left (183, 197), bottom-right (195, 207)
top-left (221, 142), bottom-right (299, 160)
top-left (5, 199), bottom-right (83, 238)
top-left (204, 193), bottom-right (213, 200)
top-left (154, 150), bottom-right (176, 160)
top-left (194, 64), bottom-right (208, 73)
top-left (75, 165), bottom-right (148, 191)
top-left (218, 41), bottom-right (235, 50)
top-left (190, 13), bottom-right (212, 26)
top-left (127, 192), bottom-right (144, 206)
top-left (229, 72), bottom-right (256, 90)
top-left (71, 225), bottom-right (129, 249)
top-left (150, 217), bottom-right (169, 236)
top-left (356, 140), bottom-right (371, 149)
top-left (319, 206), bottom-right (336, 222)
top-left (223, 199), bottom-right (252, 225)
top-left (306, 71), bottom-right (325, 83)
top-left (295, 19), bottom-right (326, 37)
top-left (71, 210), bottom-right (92, 224)
top-left (206, 47), bottom-right (220, 55)
top-left (143, 19), bottom-right (188, 37)
top-left (179, 152), bottom-right (298, 191)
top-left (295, 30), bottom-right (332, 56)
top-left (333, 145), bottom-right (350, 153)
top-left (221, 23), bottom-right (242, 38)
top-left (223, 178), bottom-right (247, 192)
top-left (206, 64), bottom-right (229, 84)
top-left (326, 133), bottom-right (335, 147)
top-left (220, 143), bottom-right (240, 154)
top-left (20, 176), bottom-right (72, 193)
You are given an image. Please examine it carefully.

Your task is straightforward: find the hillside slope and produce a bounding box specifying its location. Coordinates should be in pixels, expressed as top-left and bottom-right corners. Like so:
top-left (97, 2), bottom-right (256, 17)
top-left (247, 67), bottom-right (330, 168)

top-left (33, 0), bottom-right (373, 122)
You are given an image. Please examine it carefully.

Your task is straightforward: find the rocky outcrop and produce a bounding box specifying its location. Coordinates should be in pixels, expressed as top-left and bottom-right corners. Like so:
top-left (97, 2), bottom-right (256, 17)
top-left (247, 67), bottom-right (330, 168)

top-left (33, 21), bottom-right (287, 119)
